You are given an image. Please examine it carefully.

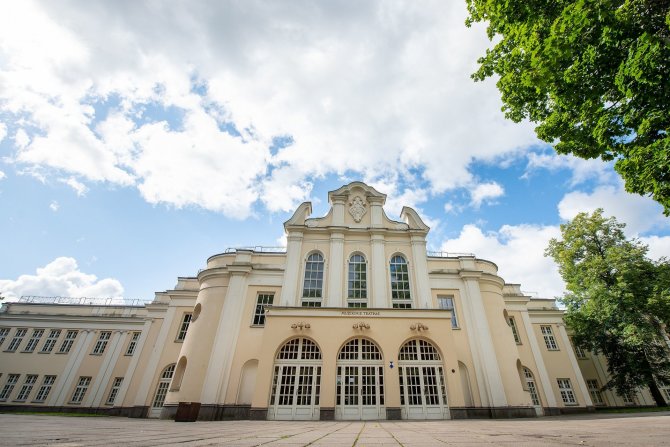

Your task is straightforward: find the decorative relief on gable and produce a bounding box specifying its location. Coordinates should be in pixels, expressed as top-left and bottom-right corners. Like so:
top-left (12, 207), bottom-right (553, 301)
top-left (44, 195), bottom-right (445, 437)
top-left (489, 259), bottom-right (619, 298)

top-left (348, 196), bottom-right (367, 223)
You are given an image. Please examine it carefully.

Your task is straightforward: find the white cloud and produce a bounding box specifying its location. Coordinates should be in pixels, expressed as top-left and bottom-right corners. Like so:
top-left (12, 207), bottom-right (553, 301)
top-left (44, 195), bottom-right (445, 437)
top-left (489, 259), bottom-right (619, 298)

top-left (0, 122), bottom-right (6, 142)
top-left (0, 257), bottom-right (124, 301)
top-left (441, 224), bottom-right (564, 298)
top-left (639, 235), bottom-right (670, 262)
top-left (59, 176), bottom-right (88, 196)
top-left (0, 0), bottom-right (540, 217)
top-left (524, 152), bottom-right (614, 186)
top-left (0, 171), bottom-right (5, 180)
top-left (558, 183), bottom-right (669, 235)
top-left (14, 128), bottom-right (30, 149)
top-left (470, 182), bottom-right (504, 208)
top-left (49, 200), bottom-right (59, 212)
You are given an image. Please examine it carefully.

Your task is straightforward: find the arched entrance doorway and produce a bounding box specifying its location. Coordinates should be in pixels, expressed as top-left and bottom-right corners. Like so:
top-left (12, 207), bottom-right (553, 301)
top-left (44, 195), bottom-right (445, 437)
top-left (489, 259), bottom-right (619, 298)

top-left (268, 338), bottom-right (322, 420)
top-left (523, 367), bottom-right (543, 416)
top-left (149, 363), bottom-right (175, 418)
top-left (336, 338), bottom-right (385, 420)
top-left (398, 339), bottom-right (449, 419)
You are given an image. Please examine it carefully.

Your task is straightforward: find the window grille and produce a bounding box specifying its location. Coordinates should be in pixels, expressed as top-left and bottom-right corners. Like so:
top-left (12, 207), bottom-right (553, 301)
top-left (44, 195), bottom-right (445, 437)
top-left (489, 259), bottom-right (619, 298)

top-left (523, 368), bottom-right (541, 406)
top-left (23, 329), bottom-right (44, 352)
top-left (91, 331), bottom-right (111, 355)
top-left (390, 255), bottom-right (411, 308)
top-left (41, 329), bottom-right (61, 353)
top-left (70, 377), bottom-right (91, 403)
top-left (302, 253), bottom-right (324, 307)
top-left (34, 375), bottom-right (56, 402)
top-left (437, 296), bottom-right (458, 328)
top-left (7, 328), bottom-right (27, 352)
top-left (176, 313), bottom-right (192, 341)
top-left (541, 325), bottom-right (559, 350)
top-left (557, 378), bottom-right (577, 405)
top-left (0, 374), bottom-right (20, 400)
top-left (586, 379), bottom-right (604, 405)
top-left (125, 332), bottom-right (141, 356)
top-left (347, 254), bottom-right (367, 308)
top-left (15, 375), bottom-right (38, 401)
top-left (252, 293), bottom-right (274, 326)
top-left (106, 377), bottom-right (124, 405)
top-left (58, 330), bottom-right (78, 353)
top-left (0, 328), bottom-right (9, 348)
top-left (508, 316), bottom-right (521, 344)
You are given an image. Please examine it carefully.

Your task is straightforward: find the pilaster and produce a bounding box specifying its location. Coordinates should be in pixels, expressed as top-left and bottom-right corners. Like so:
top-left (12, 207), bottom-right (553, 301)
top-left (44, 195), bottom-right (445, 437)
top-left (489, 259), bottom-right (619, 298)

top-left (370, 232), bottom-right (387, 308)
top-left (326, 232), bottom-right (344, 307)
top-left (86, 330), bottom-right (125, 407)
top-left (280, 232), bottom-right (304, 306)
top-left (50, 329), bottom-right (96, 406)
top-left (520, 312), bottom-right (558, 407)
top-left (557, 323), bottom-right (593, 406)
top-left (409, 234), bottom-right (431, 308)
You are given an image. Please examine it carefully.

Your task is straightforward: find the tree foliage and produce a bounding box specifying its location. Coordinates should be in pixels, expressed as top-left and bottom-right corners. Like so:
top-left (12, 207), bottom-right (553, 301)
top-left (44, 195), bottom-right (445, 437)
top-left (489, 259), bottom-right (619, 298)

top-left (546, 209), bottom-right (670, 405)
top-left (466, 0), bottom-right (670, 214)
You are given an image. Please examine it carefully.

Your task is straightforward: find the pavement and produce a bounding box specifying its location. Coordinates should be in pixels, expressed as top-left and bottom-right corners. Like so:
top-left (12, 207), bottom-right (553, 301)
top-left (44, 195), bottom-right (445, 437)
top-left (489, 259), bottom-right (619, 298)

top-left (1, 412), bottom-right (670, 446)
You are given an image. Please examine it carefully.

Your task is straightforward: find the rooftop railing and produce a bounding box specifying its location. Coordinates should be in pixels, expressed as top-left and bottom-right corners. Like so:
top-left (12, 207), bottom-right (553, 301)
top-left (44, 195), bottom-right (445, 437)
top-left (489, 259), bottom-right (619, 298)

top-left (18, 296), bottom-right (150, 307)
top-left (426, 251), bottom-right (475, 258)
top-left (224, 246), bottom-right (287, 253)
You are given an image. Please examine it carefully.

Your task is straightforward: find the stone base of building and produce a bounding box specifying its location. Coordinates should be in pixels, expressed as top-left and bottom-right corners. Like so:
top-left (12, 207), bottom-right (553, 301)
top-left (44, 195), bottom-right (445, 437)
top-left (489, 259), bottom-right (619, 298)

top-left (0, 404), bottom-right (148, 418)
top-left (163, 403), bottom-right (253, 421)
top-left (319, 407), bottom-right (334, 420)
top-left (386, 407), bottom-right (402, 420)
top-left (450, 406), bottom-right (537, 419)
top-left (543, 405), bottom-right (595, 416)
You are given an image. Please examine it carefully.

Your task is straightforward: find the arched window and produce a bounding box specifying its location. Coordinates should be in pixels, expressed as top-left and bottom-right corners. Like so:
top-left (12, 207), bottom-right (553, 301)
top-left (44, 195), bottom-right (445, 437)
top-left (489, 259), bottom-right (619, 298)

top-left (390, 255), bottom-right (411, 308)
top-left (397, 339), bottom-right (448, 419)
top-left (347, 254), bottom-right (367, 308)
top-left (302, 253), bottom-right (324, 307)
top-left (149, 363), bottom-right (175, 418)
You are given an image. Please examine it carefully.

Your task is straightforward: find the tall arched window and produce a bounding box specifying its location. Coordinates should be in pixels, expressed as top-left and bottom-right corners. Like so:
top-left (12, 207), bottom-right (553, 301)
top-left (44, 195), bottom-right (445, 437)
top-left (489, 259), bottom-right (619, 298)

top-left (302, 253), bottom-right (324, 307)
top-left (390, 255), bottom-right (411, 308)
top-left (347, 254), bottom-right (367, 308)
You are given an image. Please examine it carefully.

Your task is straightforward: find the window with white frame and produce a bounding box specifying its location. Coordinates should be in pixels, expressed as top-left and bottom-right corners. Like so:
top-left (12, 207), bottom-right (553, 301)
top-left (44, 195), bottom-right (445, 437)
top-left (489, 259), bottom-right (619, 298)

top-left (125, 332), bottom-right (141, 356)
top-left (176, 313), bottom-right (192, 341)
top-left (41, 329), bottom-right (62, 353)
top-left (70, 376), bottom-right (91, 403)
top-left (347, 254), bottom-right (367, 308)
top-left (15, 374), bottom-right (38, 401)
top-left (390, 255), bottom-right (411, 308)
top-left (622, 392), bottom-right (636, 405)
top-left (541, 325), bottom-right (559, 350)
top-left (58, 330), bottom-right (78, 354)
top-left (586, 379), bottom-right (605, 405)
top-left (0, 328), bottom-right (9, 348)
top-left (252, 293), bottom-right (274, 326)
top-left (508, 316), bottom-right (521, 344)
top-left (0, 374), bottom-right (20, 401)
top-left (573, 341), bottom-right (587, 358)
top-left (557, 378), bottom-right (577, 405)
top-left (106, 377), bottom-right (124, 405)
top-left (6, 328), bottom-right (27, 352)
top-left (23, 329), bottom-right (44, 352)
top-left (302, 252), bottom-right (324, 307)
top-left (33, 375), bottom-right (57, 402)
top-left (91, 331), bottom-right (111, 355)
top-left (437, 295), bottom-right (458, 328)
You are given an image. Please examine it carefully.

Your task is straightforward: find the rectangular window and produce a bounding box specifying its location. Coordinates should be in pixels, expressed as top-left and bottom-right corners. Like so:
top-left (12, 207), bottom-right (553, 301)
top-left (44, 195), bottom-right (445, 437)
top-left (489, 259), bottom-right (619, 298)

top-left (573, 342), bottom-right (587, 359)
top-left (0, 328), bottom-right (9, 348)
top-left (557, 378), bottom-right (577, 405)
top-left (23, 329), bottom-right (44, 352)
top-left (58, 330), bottom-right (78, 353)
top-left (15, 374), bottom-right (38, 401)
top-left (252, 293), bottom-right (274, 326)
top-left (622, 392), bottom-right (636, 405)
top-left (40, 329), bottom-right (62, 353)
top-left (437, 296), bottom-right (459, 328)
top-left (176, 313), bottom-right (192, 341)
top-left (33, 375), bottom-right (57, 402)
top-left (508, 316), bottom-right (521, 344)
top-left (70, 376), bottom-right (91, 403)
top-left (586, 379), bottom-right (605, 405)
top-left (390, 256), bottom-right (412, 308)
top-left (541, 325), bottom-right (559, 350)
top-left (6, 328), bottom-right (27, 352)
top-left (91, 331), bottom-right (111, 355)
top-left (0, 374), bottom-right (20, 401)
top-left (125, 332), bottom-right (141, 356)
top-left (106, 377), bottom-right (124, 405)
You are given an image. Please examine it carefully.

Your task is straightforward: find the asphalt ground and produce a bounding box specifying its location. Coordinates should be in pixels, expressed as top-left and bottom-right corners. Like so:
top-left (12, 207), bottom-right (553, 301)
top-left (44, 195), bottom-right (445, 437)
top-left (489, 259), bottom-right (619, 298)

top-left (1, 412), bottom-right (669, 446)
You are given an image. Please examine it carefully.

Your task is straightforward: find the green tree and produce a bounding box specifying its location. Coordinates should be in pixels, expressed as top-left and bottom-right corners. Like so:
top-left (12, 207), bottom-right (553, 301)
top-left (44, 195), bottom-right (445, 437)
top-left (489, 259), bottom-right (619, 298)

top-left (546, 209), bottom-right (670, 406)
top-left (466, 0), bottom-right (670, 214)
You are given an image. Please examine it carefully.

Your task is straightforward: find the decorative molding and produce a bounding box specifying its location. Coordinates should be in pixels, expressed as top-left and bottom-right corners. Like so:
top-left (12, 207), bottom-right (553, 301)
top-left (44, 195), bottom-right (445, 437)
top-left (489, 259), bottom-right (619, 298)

top-left (410, 322), bottom-right (429, 331)
top-left (352, 322), bottom-right (370, 330)
top-left (290, 322), bottom-right (311, 330)
top-left (348, 196), bottom-right (367, 223)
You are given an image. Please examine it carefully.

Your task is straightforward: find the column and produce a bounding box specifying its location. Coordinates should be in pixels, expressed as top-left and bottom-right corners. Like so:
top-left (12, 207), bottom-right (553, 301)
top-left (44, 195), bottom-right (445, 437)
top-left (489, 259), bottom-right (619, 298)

top-left (459, 272), bottom-right (508, 407)
top-left (370, 232), bottom-right (387, 308)
top-left (557, 323), bottom-right (593, 406)
top-left (409, 234), bottom-right (431, 308)
top-left (50, 329), bottom-right (96, 406)
top-left (133, 306), bottom-right (177, 406)
top-left (280, 231), bottom-right (304, 306)
top-left (86, 330), bottom-right (125, 407)
top-left (520, 312), bottom-right (558, 407)
top-left (200, 267), bottom-right (250, 404)
top-left (327, 231), bottom-right (344, 307)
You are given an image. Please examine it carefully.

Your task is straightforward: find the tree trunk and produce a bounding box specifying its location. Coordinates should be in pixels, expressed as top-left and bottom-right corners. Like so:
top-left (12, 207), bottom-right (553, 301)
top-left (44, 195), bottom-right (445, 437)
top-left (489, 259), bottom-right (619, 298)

top-left (647, 380), bottom-right (667, 407)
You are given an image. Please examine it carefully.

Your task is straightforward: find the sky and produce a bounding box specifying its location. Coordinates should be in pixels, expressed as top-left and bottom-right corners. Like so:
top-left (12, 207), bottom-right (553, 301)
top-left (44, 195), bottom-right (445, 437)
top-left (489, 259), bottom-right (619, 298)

top-left (0, 0), bottom-right (668, 303)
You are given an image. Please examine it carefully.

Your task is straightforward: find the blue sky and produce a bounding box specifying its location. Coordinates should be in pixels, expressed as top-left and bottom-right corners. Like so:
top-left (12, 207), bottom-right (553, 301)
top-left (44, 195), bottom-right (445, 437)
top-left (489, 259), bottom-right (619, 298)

top-left (0, 1), bottom-right (668, 302)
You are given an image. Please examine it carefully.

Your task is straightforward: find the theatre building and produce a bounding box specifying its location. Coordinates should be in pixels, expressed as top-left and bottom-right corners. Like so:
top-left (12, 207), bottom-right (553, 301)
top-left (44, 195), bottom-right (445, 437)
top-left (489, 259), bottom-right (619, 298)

top-left (1, 181), bottom-right (656, 420)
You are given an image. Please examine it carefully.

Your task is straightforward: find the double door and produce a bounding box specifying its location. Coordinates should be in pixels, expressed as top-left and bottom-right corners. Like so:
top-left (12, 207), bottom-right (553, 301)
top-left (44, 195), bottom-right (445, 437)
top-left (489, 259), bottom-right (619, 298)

top-left (268, 364), bottom-right (321, 420)
top-left (399, 365), bottom-right (449, 419)
top-left (336, 365), bottom-right (385, 420)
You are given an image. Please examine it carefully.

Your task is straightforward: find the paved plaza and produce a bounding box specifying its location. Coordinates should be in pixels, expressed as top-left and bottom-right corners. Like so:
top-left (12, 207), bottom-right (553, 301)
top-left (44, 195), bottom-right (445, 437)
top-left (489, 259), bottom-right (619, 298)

top-left (1, 412), bottom-right (669, 447)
